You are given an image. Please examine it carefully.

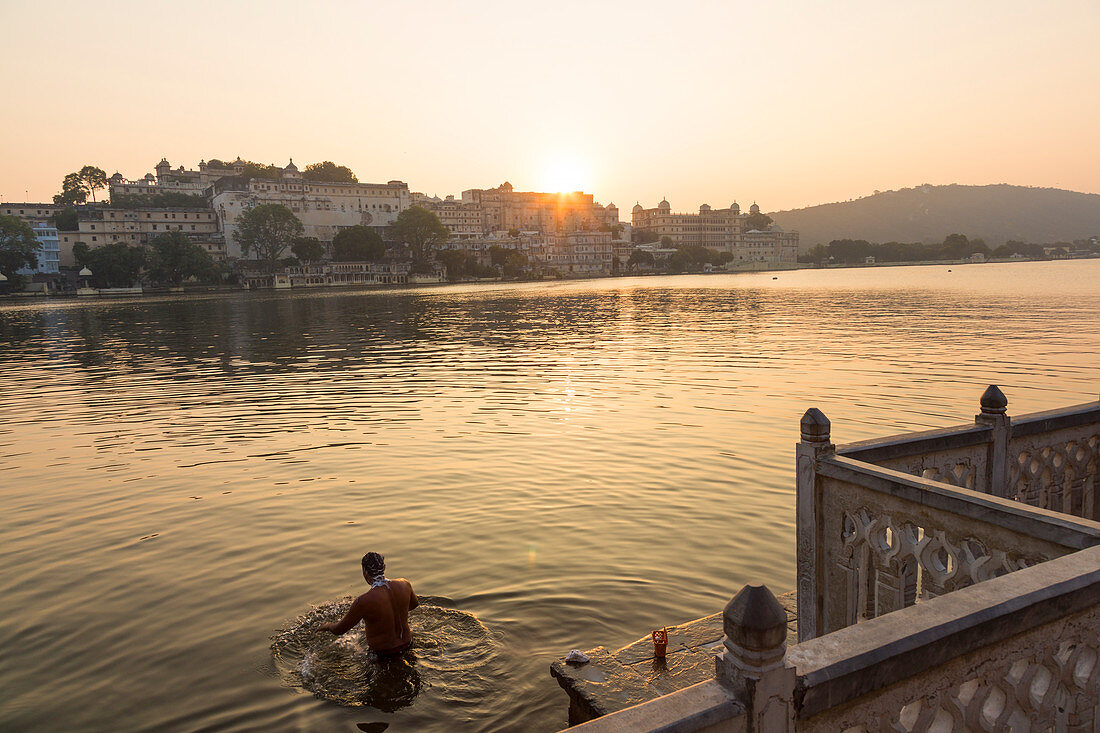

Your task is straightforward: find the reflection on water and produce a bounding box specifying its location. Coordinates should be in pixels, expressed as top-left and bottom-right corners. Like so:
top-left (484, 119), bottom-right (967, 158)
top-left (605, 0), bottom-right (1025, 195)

top-left (272, 596), bottom-right (499, 714)
top-left (0, 261), bottom-right (1097, 732)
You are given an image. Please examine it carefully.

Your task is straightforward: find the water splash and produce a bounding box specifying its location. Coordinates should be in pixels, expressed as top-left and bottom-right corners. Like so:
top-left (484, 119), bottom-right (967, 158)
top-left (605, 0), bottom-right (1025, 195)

top-left (271, 596), bottom-right (500, 713)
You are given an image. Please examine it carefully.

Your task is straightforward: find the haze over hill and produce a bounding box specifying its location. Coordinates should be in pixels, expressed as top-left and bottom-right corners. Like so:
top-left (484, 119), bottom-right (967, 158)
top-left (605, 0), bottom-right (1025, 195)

top-left (769, 185), bottom-right (1100, 249)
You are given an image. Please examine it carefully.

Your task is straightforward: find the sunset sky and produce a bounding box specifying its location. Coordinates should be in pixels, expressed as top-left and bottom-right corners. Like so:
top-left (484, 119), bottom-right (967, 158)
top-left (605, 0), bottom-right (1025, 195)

top-left (2, 0), bottom-right (1098, 211)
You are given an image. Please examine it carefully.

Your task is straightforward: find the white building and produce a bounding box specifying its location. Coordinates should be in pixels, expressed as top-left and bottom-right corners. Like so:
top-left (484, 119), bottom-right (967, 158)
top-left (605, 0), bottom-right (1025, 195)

top-left (18, 222), bottom-right (60, 275)
top-left (212, 160), bottom-right (411, 258)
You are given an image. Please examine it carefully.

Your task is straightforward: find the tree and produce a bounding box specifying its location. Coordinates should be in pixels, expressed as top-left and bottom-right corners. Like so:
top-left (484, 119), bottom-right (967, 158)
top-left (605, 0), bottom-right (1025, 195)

top-left (660, 235), bottom-right (674, 247)
top-left (302, 161), bottom-right (358, 183)
top-left (78, 165), bottom-right (108, 203)
top-left (507, 228), bottom-right (521, 238)
top-left (54, 173), bottom-right (87, 206)
top-left (744, 212), bottom-right (773, 231)
top-left (0, 215), bottom-right (41, 288)
top-left (52, 165), bottom-right (108, 205)
top-left (72, 242), bottom-right (91, 267)
top-left (488, 245), bottom-right (528, 277)
top-left (437, 249), bottom-right (467, 282)
top-left (332, 225), bottom-right (385, 261)
top-left (235, 204), bottom-right (303, 267)
top-left (391, 206), bottom-right (449, 273)
top-left (237, 161), bottom-right (282, 180)
top-left (627, 249), bottom-right (655, 270)
top-left (147, 231), bottom-right (217, 285)
top-left (940, 233), bottom-right (970, 259)
top-left (81, 242), bottom-right (146, 288)
top-left (110, 192), bottom-right (208, 209)
top-left (827, 239), bottom-right (874, 263)
top-left (48, 207), bottom-right (79, 231)
top-left (291, 236), bottom-right (325, 264)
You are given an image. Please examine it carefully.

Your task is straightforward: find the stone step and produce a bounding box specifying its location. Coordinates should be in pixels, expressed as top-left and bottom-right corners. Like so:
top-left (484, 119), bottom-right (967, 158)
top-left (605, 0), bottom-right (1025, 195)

top-left (550, 591), bottom-right (797, 726)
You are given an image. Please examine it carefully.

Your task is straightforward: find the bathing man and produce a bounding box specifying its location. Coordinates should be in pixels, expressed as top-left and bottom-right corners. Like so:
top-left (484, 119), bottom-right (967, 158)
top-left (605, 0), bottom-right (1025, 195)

top-left (319, 552), bottom-right (419, 656)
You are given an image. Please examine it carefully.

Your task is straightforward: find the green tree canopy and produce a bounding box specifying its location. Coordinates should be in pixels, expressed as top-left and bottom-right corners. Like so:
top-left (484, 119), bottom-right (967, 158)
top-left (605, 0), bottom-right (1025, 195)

top-left (54, 173), bottom-right (87, 206)
top-left (48, 207), bottom-right (79, 231)
top-left (744, 212), bottom-right (774, 231)
top-left (627, 248), bottom-right (655, 269)
top-left (237, 161), bottom-right (282, 180)
top-left (0, 215), bottom-right (42, 287)
top-left (53, 165), bottom-right (108, 205)
top-left (235, 204), bottom-right (303, 267)
top-left (827, 239), bottom-right (875, 263)
top-left (235, 202), bottom-right (303, 265)
top-left (487, 245), bottom-right (528, 277)
top-left (940, 233), bottom-right (971, 259)
top-left (147, 231), bottom-right (217, 285)
top-left (391, 206), bottom-right (449, 273)
top-left (302, 161), bottom-right (358, 183)
top-left (291, 236), bottom-right (326, 264)
top-left (437, 249), bottom-right (467, 282)
top-left (79, 242), bottom-right (146, 288)
top-left (109, 192), bottom-right (208, 209)
top-left (332, 225), bottom-right (385, 261)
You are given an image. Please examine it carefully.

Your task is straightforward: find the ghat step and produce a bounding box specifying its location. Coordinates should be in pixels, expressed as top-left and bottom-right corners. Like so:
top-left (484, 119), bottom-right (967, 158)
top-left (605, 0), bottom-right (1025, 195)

top-left (550, 591), bottom-right (797, 727)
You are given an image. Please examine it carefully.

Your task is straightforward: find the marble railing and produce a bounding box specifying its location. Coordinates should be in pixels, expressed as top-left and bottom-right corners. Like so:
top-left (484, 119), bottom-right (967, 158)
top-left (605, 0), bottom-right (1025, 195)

top-left (798, 389), bottom-right (1100, 640)
top-left (560, 390), bottom-right (1100, 732)
top-left (837, 387), bottom-right (1099, 519)
top-left (790, 546), bottom-right (1100, 732)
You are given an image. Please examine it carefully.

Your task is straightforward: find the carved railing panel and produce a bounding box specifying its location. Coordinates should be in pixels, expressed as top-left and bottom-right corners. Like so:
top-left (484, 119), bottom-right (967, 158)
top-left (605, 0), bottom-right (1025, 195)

top-left (1009, 428), bottom-right (1099, 521)
top-left (799, 604), bottom-right (1100, 733)
top-left (837, 507), bottom-right (1044, 624)
top-left (869, 446), bottom-right (987, 493)
top-left (815, 468), bottom-right (1077, 636)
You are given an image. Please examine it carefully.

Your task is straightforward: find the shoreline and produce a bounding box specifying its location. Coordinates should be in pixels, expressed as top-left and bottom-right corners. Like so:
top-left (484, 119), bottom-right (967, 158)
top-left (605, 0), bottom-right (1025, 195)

top-left (1, 254), bottom-right (1095, 303)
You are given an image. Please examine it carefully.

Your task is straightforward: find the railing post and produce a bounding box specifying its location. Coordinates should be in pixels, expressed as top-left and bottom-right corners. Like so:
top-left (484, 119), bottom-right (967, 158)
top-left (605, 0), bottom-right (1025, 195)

top-left (975, 385), bottom-right (1011, 498)
top-left (716, 584), bottom-right (796, 732)
top-left (796, 408), bottom-right (834, 642)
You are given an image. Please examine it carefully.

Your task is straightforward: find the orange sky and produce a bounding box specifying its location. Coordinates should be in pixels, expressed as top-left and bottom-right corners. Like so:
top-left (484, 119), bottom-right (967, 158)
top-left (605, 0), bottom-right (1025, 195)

top-left (2, 0), bottom-right (1098, 211)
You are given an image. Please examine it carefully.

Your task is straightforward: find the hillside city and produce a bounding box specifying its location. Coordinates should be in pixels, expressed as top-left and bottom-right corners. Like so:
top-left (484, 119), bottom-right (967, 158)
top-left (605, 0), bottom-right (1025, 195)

top-left (2, 159), bottom-right (1097, 296)
top-left (0, 158), bottom-right (800, 294)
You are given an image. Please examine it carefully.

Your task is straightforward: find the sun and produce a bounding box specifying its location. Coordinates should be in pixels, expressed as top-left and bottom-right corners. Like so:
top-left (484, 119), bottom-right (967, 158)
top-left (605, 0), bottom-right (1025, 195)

top-left (538, 154), bottom-right (589, 193)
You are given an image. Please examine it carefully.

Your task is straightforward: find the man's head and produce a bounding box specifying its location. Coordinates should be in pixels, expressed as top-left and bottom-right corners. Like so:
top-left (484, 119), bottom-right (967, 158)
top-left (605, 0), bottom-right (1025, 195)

top-left (362, 551), bottom-right (386, 581)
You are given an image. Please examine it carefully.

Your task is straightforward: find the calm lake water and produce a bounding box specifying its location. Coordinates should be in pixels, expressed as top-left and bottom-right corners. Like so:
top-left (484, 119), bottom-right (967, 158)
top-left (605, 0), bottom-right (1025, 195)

top-left (1, 260), bottom-right (1097, 732)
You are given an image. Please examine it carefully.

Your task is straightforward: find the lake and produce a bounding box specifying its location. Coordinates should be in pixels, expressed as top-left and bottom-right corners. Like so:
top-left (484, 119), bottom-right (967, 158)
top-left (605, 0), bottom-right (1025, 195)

top-left (1, 260), bottom-right (1097, 732)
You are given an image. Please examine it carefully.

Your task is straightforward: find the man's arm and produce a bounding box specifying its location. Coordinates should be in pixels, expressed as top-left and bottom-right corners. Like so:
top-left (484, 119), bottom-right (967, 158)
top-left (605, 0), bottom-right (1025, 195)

top-left (319, 597), bottom-right (366, 636)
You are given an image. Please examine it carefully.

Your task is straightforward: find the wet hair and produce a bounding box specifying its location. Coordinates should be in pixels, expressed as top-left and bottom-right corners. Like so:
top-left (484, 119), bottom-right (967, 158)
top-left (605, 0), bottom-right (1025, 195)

top-left (362, 552), bottom-right (386, 578)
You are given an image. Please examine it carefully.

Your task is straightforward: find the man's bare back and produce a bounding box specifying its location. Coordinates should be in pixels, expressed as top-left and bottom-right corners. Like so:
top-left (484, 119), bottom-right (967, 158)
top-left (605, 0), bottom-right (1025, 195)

top-left (319, 553), bottom-right (419, 654)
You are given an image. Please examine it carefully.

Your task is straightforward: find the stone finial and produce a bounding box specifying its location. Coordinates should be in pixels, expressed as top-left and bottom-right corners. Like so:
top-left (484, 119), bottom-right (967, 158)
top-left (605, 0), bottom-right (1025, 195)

top-left (717, 584), bottom-right (796, 729)
top-left (723, 585), bottom-right (788, 657)
top-left (979, 385), bottom-right (1008, 416)
top-left (800, 408), bottom-right (831, 444)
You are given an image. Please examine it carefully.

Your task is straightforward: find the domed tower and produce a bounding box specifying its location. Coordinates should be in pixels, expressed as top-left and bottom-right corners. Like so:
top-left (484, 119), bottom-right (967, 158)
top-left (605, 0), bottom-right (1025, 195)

top-left (699, 203), bottom-right (711, 213)
top-left (749, 202), bottom-right (760, 215)
top-left (632, 202), bottom-right (644, 214)
top-left (109, 172), bottom-right (124, 183)
top-left (658, 198), bottom-right (671, 212)
top-left (283, 158), bottom-right (301, 179)
top-left (155, 158), bottom-right (171, 181)
top-left (730, 202), bottom-right (740, 214)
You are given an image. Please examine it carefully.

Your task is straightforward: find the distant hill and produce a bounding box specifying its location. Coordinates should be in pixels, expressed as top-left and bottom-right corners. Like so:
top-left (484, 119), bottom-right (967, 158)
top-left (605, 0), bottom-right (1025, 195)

top-left (770, 184), bottom-right (1100, 249)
